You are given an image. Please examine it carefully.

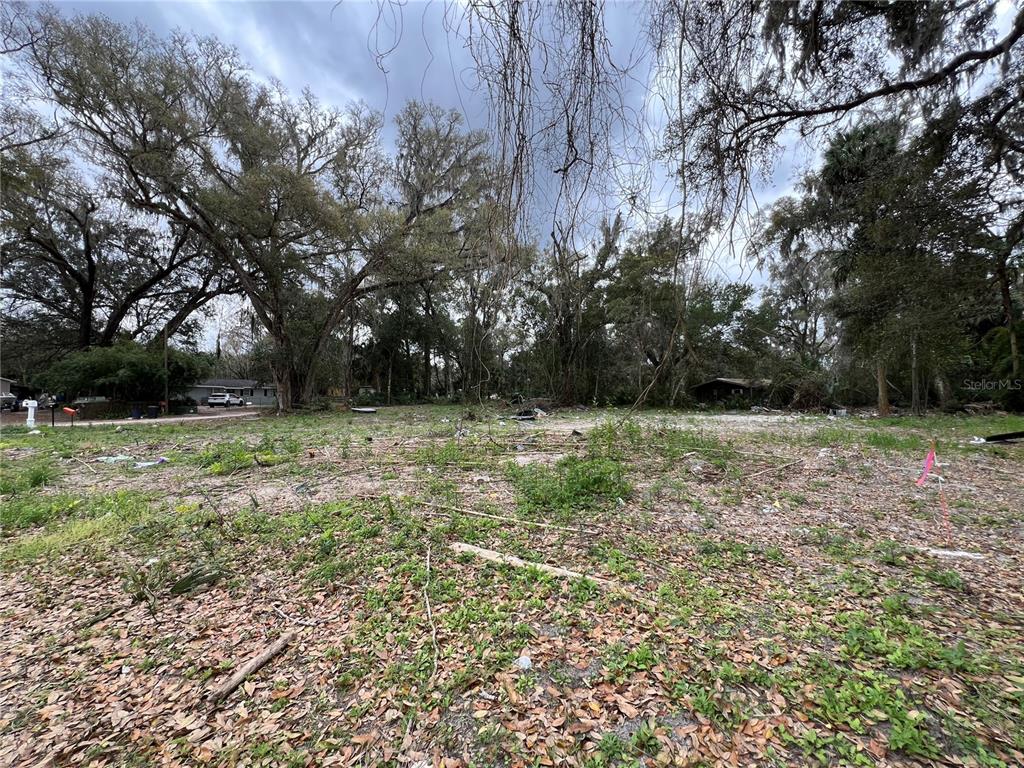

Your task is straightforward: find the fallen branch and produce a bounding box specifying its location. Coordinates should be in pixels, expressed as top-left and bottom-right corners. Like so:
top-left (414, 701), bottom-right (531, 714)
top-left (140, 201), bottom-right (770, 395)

top-left (744, 458), bottom-right (804, 481)
top-left (73, 604), bottom-right (125, 631)
top-left (73, 456), bottom-right (98, 475)
top-left (450, 542), bottom-right (611, 585)
top-left (272, 605), bottom-right (318, 628)
top-left (419, 500), bottom-right (601, 535)
top-left (208, 631), bottom-right (295, 706)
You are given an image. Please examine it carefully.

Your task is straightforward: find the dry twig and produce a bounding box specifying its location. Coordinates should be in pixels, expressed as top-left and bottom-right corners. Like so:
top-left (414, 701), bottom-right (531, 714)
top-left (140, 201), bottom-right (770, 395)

top-left (208, 631), bottom-right (295, 706)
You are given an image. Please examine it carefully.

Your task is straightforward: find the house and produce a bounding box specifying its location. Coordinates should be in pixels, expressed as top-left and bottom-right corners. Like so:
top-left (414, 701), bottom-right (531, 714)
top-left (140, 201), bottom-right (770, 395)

top-left (0, 376), bottom-right (16, 409)
top-left (186, 378), bottom-right (277, 406)
top-left (691, 377), bottom-right (772, 404)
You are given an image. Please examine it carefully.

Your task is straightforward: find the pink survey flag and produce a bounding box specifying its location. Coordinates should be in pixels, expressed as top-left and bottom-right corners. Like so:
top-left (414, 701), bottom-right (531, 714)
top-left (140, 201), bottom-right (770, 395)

top-left (916, 446), bottom-right (936, 487)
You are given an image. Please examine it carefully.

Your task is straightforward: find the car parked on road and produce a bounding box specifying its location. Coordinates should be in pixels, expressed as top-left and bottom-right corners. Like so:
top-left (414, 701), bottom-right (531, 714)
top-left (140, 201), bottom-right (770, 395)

top-left (207, 392), bottom-right (245, 407)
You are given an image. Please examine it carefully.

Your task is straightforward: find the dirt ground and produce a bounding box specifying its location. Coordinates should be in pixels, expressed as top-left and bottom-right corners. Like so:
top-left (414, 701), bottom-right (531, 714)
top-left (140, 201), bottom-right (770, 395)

top-left (1, 406), bottom-right (1022, 767)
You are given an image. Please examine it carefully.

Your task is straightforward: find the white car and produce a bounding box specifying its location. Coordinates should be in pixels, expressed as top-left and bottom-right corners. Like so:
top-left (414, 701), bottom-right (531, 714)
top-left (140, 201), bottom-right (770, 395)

top-left (207, 392), bottom-right (245, 407)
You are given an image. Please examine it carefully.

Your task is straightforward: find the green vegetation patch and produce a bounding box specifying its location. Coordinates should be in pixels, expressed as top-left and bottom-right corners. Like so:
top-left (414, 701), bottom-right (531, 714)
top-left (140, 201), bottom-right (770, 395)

top-left (507, 455), bottom-right (630, 518)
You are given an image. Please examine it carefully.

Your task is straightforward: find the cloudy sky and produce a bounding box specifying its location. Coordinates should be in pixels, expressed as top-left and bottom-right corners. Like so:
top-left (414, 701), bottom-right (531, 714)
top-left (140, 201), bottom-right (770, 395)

top-left (64, 1), bottom-right (807, 202)
top-left (56, 0), bottom-right (813, 343)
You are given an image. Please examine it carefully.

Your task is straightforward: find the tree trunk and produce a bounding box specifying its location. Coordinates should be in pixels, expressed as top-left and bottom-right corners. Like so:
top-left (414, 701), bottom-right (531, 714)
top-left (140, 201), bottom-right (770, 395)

top-left (344, 309), bottom-right (355, 399)
top-left (876, 359), bottom-right (891, 416)
top-left (996, 256), bottom-right (1020, 378)
top-left (299, 371), bottom-right (316, 406)
top-left (387, 355), bottom-right (393, 405)
top-left (422, 287), bottom-right (434, 399)
top-left (272, 364), bottom-right (292, 414)
top-left (78, 285), bottom-right (95, 349)
top-left (934, 374), bottom-right (951, 409)
top-left (910, 335), bottom-right (923, 416)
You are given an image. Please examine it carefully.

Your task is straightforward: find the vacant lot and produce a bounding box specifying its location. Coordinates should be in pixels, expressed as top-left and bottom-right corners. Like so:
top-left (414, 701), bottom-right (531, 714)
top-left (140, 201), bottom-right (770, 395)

top-left (1, 408), bottom-right (1022, 767)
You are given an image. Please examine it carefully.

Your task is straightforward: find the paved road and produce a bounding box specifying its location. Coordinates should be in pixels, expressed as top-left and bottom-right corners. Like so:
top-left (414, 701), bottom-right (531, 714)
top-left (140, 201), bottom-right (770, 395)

top-left (1, 407), bottom-right (269, 429)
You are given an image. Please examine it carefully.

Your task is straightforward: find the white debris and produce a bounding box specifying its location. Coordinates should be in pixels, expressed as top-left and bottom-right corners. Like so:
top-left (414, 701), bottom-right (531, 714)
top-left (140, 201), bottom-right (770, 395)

top-left (927, 549), bottom-right (985, 560)
top-left (514, 655), bottom-right (532, 671)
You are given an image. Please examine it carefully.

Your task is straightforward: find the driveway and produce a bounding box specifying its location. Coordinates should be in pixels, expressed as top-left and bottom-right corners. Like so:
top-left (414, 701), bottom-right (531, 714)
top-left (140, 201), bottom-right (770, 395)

top-left (0, 406), bottom-right (269, 429)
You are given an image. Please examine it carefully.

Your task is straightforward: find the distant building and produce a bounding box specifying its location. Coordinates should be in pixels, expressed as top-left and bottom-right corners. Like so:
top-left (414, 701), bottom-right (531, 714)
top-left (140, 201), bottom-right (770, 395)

top-left (186, 378), bottom-right (277, 406)
top-left (691, 377), bottom-right (772, 404)
top-left (0, 376), bottom-right (16, 408)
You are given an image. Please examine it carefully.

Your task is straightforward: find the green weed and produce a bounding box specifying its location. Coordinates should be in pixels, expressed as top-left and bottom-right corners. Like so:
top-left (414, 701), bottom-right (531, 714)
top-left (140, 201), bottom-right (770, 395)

top-left (508, 455), bottom-right (630, 517)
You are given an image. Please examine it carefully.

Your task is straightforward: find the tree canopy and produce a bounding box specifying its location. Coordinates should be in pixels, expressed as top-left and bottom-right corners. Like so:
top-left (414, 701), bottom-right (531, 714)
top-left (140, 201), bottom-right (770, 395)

top-left (1, 2), bottom-right (1021, 412)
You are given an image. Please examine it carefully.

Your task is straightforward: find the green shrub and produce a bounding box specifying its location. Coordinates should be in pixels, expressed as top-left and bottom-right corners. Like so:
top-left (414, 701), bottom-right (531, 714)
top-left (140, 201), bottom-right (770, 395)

top-left (508, 455), bottom-right (630, 515)
top-left (0, 460), bottom-right (59, 496)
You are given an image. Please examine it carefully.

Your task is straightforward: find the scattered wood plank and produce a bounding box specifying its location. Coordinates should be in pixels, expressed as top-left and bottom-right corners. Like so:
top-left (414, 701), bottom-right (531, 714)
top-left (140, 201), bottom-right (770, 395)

top-left (450, 542), bottom-right (611, 585)
top-left (208, 631), bottom-right (295, 706)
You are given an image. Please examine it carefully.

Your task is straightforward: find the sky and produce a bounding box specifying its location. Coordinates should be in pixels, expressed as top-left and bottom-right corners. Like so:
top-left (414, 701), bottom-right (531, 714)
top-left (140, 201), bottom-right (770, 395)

top-left (62, 0), bottom-right (809, 209)
top-left (55, 0), bottom-right (813, 346)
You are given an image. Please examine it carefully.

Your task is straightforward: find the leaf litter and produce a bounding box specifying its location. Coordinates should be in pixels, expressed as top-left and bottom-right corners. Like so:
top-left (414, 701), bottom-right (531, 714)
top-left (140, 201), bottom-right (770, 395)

top-left (0, 406), bottom-right (1022, 767)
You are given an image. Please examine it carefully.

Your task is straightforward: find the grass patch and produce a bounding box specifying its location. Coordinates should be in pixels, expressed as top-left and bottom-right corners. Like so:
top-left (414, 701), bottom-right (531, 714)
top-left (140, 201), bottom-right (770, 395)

top-left (508, 455), bottom-right (629, 518)
top-left (2, 491), bottom-right (155, 564)
top-left (603, 641), bottom-right (661, 683)
top-left (192, 439), bottom-right (291, 475)
top-left (0, 460), bottom-right (60, 496)
top-left (836, 610), bottom-right (976, 673)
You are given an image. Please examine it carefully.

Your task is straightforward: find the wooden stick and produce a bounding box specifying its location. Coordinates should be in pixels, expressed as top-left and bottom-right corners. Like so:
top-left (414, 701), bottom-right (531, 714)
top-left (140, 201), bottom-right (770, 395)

top-left (272, 605), bottom-right (317, 628)
top-left (744, 458), bottom-right (804, 481)
top-left (450, 542), bottom-right (611, 585)
top-left (73, 604), bottom-right (124, 631)
top-left (419, 500), bottom-right (601, 535)
top-left (208, 631), bottom-right (295, 706)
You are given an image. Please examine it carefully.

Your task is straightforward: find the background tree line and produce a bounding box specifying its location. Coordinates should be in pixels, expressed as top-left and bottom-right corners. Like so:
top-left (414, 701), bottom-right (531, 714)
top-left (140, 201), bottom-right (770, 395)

top-left (2, 4), bottom-right (1021, 413)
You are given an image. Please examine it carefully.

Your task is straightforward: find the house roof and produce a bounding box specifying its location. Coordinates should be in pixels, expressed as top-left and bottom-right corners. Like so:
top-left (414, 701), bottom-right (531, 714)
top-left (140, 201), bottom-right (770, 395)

top-left (692, 377), bottom-right (772, 389)
top-left (0, 376), bottom-right (16, 383)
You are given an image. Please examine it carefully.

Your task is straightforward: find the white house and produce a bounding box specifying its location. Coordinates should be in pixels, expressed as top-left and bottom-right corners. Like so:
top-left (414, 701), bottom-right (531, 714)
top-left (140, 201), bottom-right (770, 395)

top-left (186, 378), bottom-right (277, 406)
top-left (0, 376), bottom-right (16, 408)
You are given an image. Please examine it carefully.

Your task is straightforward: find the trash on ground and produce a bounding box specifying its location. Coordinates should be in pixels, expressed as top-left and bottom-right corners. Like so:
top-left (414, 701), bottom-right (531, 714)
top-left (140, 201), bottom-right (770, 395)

top-left (351, 407), bottom-right (378, 414)
top-left (95, 455), bottom-right (133, 463)
top-left (133, 457), bottom-right (169, 469)
top-left (972, 430), bottom-right (1024, 444)
top-left (926, 548), bottom-right (985, 560)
